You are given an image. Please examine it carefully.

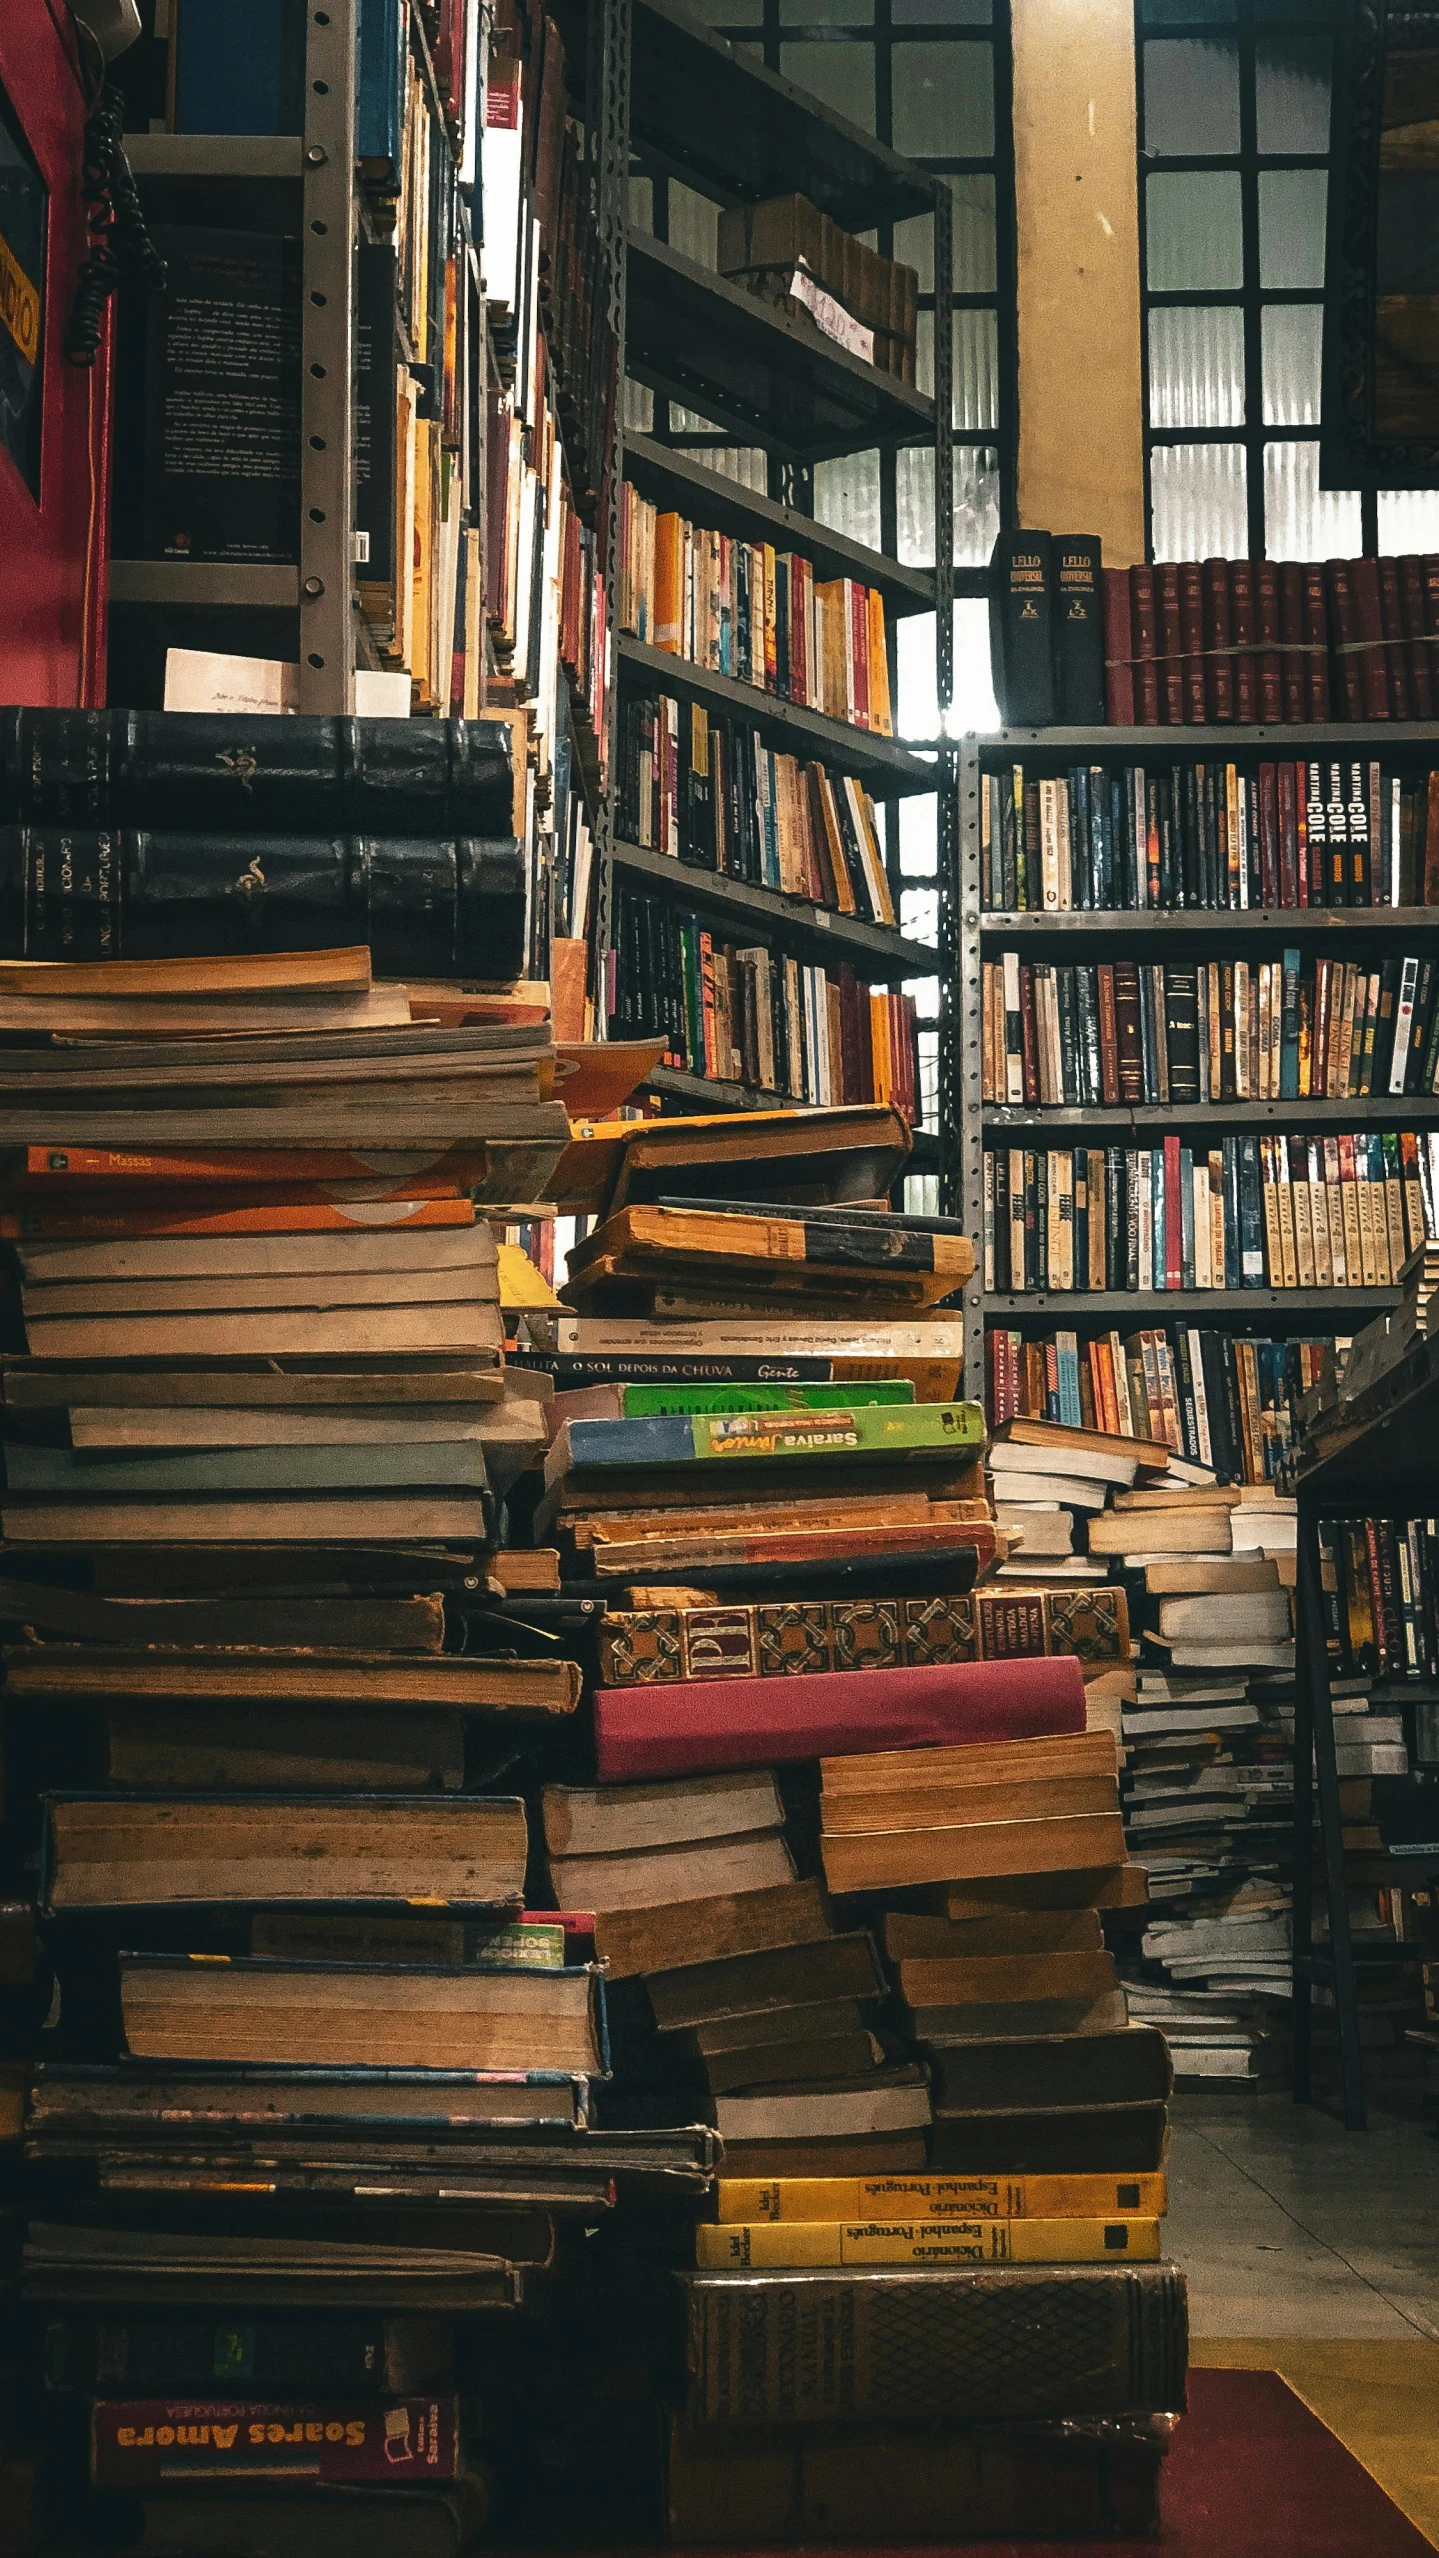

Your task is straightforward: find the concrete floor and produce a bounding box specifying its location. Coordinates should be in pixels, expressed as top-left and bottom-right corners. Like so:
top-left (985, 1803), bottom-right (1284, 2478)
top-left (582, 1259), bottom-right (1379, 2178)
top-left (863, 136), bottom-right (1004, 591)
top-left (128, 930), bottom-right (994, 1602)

top-left (1169, 2090), bottom-right (1439, 2545)
top-left (1168, 2090), bottom-right (1439, 2341)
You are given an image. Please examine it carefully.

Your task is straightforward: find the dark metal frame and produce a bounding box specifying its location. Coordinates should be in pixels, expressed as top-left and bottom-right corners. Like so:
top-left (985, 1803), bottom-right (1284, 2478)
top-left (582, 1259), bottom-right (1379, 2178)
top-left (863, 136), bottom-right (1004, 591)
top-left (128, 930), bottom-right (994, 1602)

top-left (1322, 0), bottom-right (1439, 491)
top-left (1133, 0), bottom-right (1381, 560)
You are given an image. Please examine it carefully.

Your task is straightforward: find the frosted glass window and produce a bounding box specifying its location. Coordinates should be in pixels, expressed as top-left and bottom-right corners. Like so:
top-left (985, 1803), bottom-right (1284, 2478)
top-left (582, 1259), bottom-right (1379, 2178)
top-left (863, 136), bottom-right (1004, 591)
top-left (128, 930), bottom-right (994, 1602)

top-left (1255, 37), bottom-right (1331, 157)
top-left (695, 445), bottom-right (769, 492)
top-left (814, 449), bottom-right (882, 551)
top-left (666, 185), bottom-right (718, 269)
top-left (1151, 441), bottom-right (1248, 561)
top-left (901, 887), bottom-right (940, 949)
top-left (1143, 40), bottom-right (1241, 157)
top-left (954, 593), bottom-right (999, 731)
top-left (894, 443), bottom-right (1001, 568)
top-left (892, 41), bottom-right (994, 157)
top-left (1261, 303), bottom-right (1321, 426)
top-left (914, 977), bottom-right (941, 1025)
top-left (623, 378), bottom-right (655, 432)
top-left (1148, 306), bottom-right (1245, 428)
top-left (904, 1170), bottom-right (941, 1216)
top-left (1377, 488), bottom-right (1439, 551)
top-left (1262, 441), bottom-right (1361, 559)
top-left (894, 177), bottom-right (996, 294)
top-left (919, 1027), bottom-right (939, 1125)
top-left (1146, 171), bottom-right (1243, 291)
top-left (629, 177), bottom-right (654, 231)
top-left (778, 41), bottom-right (874, 126)
top-left (895, 0), bottom-right (990, 24)
top-left (779, 0), bottom-right (872, 23)
top-left (1258, 168), bottom-right (1328, 289)
top-left (899, 794), bottom-right (937, 877)
top-left (917, 307), bottom-right (997, 428)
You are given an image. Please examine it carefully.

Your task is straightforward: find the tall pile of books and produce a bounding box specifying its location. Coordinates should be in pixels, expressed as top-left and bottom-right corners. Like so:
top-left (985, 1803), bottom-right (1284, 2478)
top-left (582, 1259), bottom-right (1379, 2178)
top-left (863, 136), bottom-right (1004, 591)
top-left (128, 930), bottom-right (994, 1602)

top-left (511, 1104), bottom-right (1188, 2538)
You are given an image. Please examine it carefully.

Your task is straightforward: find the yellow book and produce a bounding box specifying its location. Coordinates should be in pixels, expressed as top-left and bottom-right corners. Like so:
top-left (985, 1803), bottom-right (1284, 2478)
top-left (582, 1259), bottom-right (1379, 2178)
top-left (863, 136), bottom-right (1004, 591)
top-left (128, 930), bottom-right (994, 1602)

top-left (867, 587), bottom-right (893, 736)
top-left (653, 514), bottom-right (684, 652)
top-left (696, 2217), bottom-right (1162, 2270)
top-left (716, 2172), bottom-right (1167, 2224)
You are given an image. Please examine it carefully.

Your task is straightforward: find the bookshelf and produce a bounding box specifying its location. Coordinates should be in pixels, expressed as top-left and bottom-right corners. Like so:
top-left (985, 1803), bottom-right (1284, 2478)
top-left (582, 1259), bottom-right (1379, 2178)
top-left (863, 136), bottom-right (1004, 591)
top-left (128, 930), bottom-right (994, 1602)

top-left (563, 0), bottom-right (955, 1177)
top-left (957, 725), bottom-right (1439, 1432)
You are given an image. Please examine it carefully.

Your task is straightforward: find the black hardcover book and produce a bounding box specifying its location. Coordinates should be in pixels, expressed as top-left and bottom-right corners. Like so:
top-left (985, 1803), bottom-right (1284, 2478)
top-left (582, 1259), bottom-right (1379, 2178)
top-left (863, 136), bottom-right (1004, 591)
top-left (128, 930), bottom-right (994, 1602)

top-left (0, 709), bottom-right (514, 835)
top-left (988, 532), bottom-right (1056, 726)
top-left (115, 227), bottom-right (302, 565)
top-left (1165, 965), bottom-right (1201, 1104)
top-left (354, 243), bottom-right (399, 600)
top-left (1052, 536), bottom-right (1105, 722)
top-left (0, 830), bottom-right (526, 978)
top-left (44, 2312), bottom-right (453, 2396)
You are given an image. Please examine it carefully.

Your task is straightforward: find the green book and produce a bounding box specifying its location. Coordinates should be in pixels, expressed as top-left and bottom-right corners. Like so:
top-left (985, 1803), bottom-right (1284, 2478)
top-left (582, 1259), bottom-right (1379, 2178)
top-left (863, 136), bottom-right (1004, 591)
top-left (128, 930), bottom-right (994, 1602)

top-left (620, 1381), bottom-right (915, 1418)
top-left (548, 1401), bottom-right (987, 1485)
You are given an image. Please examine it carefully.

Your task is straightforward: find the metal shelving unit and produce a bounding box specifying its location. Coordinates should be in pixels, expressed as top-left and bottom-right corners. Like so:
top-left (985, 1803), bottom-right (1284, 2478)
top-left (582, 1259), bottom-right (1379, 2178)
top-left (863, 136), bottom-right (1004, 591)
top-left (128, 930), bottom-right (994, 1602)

top-left (571, 0), bottom-right (955, 1175)
top-left (957, 726), bottom-right (1439, 1401)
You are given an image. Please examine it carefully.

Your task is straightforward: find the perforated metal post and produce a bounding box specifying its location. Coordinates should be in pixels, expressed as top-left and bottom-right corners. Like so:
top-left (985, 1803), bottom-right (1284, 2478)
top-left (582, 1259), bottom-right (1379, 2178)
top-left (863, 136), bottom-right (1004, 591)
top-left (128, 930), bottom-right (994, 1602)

top-left (297, 0), bottom-right (358, 715)
top-left (589, 0), bottom-right (632, 1019)
top-left (956, 739), bottom-right (986, 1400)
top-left (931, 176), bottom-right (959, 1222)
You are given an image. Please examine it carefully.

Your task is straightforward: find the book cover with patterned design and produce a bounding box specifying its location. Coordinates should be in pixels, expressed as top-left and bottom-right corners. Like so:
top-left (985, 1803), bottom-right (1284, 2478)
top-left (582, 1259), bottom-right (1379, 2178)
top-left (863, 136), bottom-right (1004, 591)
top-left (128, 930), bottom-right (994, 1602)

top-left (598, 1589), bottom-right (1129, 1686)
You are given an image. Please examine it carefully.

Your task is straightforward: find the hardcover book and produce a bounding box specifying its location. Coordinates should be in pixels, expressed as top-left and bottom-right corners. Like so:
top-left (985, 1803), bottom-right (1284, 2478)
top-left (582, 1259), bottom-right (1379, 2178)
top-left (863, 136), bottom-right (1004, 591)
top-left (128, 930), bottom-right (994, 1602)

top-left (89, 2396), bottom-right (461, 2487)
top-left (597, 1588), bottom-right (1130, 1686)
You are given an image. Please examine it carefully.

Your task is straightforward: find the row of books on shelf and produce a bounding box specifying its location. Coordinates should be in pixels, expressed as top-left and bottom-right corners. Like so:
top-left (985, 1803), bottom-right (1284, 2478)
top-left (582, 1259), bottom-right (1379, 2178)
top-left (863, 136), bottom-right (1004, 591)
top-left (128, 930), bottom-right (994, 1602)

top-left (985, 1325), bottom-right (1338, 1482)
top-left (1319, 1517), bottom-right (1439, 1687)
top-left (980, 757), bottom-right (1439, 914)
top-left (617, 487), bottom-right (895, 733)
top-left (1099, 555), bottom-right (1439, 730)
top-left (982, 1131), bottom-right (1435, 1298)
top-left (982, 951), bottom-right (1439, 1110)
top-left (607, 884), bottom-right (920, 1117)
top-left (616, 694), bottom-right (897, 925)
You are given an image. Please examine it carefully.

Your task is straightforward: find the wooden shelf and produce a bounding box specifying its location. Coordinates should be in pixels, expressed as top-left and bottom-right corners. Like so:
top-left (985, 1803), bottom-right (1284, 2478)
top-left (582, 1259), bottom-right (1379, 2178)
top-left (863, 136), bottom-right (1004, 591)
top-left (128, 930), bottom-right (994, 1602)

top-left (618, 634), bottom-right (936, 796)
top-left (626, 232), bottom-right (935, 466)
top-left (623, 437), bottom-right (934, 617)
top-left (983, 1289), bottom-right (1397, 1319)
top-left (612, 838), bottom-right (933, 978)
top-left (982, 1099), bottom-right (1439, 1132)
top-left (977, 907), bottom-right (1439, 938)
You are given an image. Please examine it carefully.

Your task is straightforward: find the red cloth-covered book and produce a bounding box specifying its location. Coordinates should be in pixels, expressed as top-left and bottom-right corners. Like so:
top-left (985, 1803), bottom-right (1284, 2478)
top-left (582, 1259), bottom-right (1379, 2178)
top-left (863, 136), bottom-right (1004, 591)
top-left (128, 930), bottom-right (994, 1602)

top-left (594, 1655), bottom-right (1087, 1782)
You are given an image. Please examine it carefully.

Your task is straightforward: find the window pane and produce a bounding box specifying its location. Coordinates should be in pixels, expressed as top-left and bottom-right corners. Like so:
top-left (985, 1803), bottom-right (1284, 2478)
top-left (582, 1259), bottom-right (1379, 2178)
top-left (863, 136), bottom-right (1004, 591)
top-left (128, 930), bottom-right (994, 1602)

top-left (778, 40), bottom-right (875, 127)
top-left (894, 176), bottom-right (996, 294)
top-left (895, 0), bottom-right (991, 22)
top-left (1254, 36), bottom-right (1331, 156)
top-left (901, 886), bottom-right (940, 947)
top-left (623, 378), bottom-right (655, 432)
top-left (1261, 303), bottom-right (1321, 426)
top-left (892, 40), bottom-right (994, 156)
top-left (780, 0), bottom-right (873, 24)
top-left (1151, 441), bottom-right (1248, 560)
top-left (666, 183), bottom-right (718, 268)
top-left (814, 448), bottom-right (882, 550)
top-left (899, 793), bottom-right (937, 876)
top-left (681, 443), bottom-right (769, 492)
top-left (954, 594), bottom-right (998, 731)
top-left (1148, 305), bottom-right (1245, 427)
top-left (1377, 489), bottom-right (1439, 551)
top-left (898, 611), bottom-right (939, 739)
top-left (894, 442), bottom-right (1000, 566)
top-left (1262, 440), bottom-right (1361, 558)
top-left (1146, 170), bottom-right (1243, 290)
top-left (1258, 167), bottom-right (1328, 289)
top-left (1143, 39), bottom-right (1241, 157)
top-left (917, 307), bottom-right (997, 426)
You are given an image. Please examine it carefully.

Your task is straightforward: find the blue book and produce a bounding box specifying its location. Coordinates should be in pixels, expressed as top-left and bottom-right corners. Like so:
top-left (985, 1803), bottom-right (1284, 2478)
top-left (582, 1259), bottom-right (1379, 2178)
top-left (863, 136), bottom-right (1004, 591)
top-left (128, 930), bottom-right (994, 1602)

top-left (1222, 1136), bottom-right (1242, 1291)
top-left (1238, 1134), bottom-right (1265, 1287)
top-left (358, 0), bottom-right (406, 169)
top-left (1055, 1329), bottom-right (1082, 1430)
top-left (1279, 948), bottom-right (1301, 1100)
top-left (171, 0), bottom-right (304, 134)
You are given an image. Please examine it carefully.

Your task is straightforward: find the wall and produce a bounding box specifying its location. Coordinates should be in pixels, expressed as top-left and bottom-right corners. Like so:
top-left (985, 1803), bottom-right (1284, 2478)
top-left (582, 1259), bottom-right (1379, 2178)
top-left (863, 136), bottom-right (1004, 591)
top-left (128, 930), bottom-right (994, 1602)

top-left (1011, 0), bottom-right (1146, 565)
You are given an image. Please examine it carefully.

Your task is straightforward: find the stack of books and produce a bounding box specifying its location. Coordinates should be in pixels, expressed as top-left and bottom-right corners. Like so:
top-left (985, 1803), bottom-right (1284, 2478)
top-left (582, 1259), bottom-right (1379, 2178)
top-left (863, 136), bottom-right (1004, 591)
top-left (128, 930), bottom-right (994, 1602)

top-left (2, 936), bottom-right (714, 2555)
top-left (507, 1103), bottom-right (1188, 2525)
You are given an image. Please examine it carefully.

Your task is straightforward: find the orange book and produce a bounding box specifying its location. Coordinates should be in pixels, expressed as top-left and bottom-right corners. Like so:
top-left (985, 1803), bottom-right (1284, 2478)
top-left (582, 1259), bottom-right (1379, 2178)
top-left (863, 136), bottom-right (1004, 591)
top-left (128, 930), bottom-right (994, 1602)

top-left (18, 1147), bottom-right (489, 1188)
top-left (653, 514), bottom-right (684, 652)
top-left (868, 588), bottom-right (893, 736)
top-left (0, 1188), bottom-right (476, 1241)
